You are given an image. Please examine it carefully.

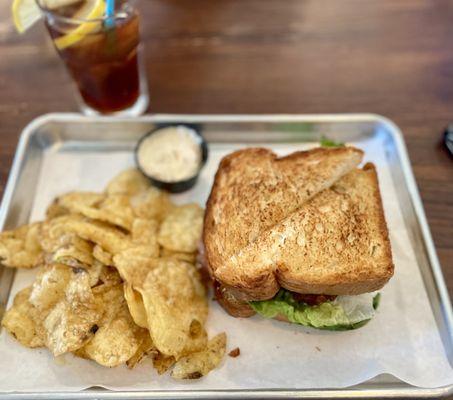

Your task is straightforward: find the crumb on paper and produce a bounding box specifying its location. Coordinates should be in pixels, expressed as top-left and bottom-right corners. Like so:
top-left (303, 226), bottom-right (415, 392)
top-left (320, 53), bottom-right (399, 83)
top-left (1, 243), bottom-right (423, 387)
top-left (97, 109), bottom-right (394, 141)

top-left (315, 346), bottom-right (321, 352)
top-left (228, 347), bottom-right (240, 358)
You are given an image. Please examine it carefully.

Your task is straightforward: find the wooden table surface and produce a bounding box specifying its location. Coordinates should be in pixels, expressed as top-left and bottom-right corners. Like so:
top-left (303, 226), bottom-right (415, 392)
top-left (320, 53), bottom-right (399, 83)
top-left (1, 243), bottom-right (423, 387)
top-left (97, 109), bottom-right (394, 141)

top-left (0, 0), bottom-right (452, 372)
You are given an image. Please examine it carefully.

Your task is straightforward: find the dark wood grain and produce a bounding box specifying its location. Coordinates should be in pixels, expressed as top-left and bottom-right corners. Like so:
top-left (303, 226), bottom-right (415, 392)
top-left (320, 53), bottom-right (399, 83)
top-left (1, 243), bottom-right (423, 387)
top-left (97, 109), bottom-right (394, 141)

top-left (0, 0), bottom-right (452, 374)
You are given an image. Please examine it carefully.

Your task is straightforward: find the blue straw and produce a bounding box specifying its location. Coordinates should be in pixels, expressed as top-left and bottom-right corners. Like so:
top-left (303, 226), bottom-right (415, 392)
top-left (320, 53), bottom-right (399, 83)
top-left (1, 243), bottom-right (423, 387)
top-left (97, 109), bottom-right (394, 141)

top-left (105, 0), bottom-right (115, 28)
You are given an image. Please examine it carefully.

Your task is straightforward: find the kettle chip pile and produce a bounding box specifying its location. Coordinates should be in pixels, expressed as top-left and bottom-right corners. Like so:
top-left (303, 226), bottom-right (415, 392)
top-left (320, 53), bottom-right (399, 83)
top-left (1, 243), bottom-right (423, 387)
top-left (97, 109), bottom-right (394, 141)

top-left (0, 168), bottom-right (226, 379)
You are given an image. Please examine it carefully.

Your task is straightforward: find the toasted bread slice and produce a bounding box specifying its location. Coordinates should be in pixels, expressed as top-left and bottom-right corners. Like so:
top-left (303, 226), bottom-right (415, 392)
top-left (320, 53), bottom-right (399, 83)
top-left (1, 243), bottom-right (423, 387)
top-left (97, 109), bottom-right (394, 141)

top-left (204, 146), bottom-right (364, 288)
top-left (213, 163), bottom-right (394, 299)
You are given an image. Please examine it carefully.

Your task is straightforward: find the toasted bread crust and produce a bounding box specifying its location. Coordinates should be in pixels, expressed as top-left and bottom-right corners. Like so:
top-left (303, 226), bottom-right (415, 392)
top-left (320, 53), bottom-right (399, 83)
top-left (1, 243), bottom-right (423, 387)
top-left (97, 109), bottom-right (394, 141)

top-left (204, 146), bottom-right (364, 293)
top-left (205, 151), bottom-right (393, 300)
top-left (214, 282), bottom-right (256, 317)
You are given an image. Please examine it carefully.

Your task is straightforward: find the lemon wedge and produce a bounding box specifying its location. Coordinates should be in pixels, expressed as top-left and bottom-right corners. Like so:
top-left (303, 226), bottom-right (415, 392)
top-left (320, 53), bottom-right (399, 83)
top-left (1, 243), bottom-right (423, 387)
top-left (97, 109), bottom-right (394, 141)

top-left (12, 0), bottom-right (42, 33)
top-left (12, 0), bottom-right (89, 33)
top-left (54, 0), bottom-right (106, 50)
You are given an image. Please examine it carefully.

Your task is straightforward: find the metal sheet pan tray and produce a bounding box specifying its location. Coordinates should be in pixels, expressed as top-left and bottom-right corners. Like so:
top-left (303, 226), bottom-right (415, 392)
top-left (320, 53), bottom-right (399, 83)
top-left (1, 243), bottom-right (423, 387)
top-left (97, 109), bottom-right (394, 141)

top-left (0, 113), bottom-right (452, 399)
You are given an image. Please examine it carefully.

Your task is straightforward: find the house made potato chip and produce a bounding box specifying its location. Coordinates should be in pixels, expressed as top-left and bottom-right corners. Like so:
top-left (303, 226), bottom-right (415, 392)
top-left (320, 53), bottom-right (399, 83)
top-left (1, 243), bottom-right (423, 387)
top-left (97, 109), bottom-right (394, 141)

top-left (124, 283), bottom-right (148, 329)
top-left (157, 204), bottom-right (203, 253)
top-left (1, 286), bottom-right (46, 348)
top-left (51, 236), bottom-right (94, 269)
top-left (105, 168), bottom-right (150, 196)
top-left (0, 223), bottom-right (42, 268)
top-left (137, 259), bottom-right (208, 358)
top-left (160, 248), bottom-right (197, 264)
top-left (83, 315), bottom-right (144, 368)
top-left (44, 272), bottom-right (102, 356)
top-left (126, 331), bottom-right (156, 369)
top-left (39, 215), bottom-right (85, 253)
top-left (29, 263), bottom-right (72, 311)
top-left (81, 283), bottom-right (147, 367)
top-left (130, 187), bottom-right (173, 222)
top-left (171, 333), bottom-right (227, 379)
top-left (64, 219), bottom-right (130, 255)
top-left (152, 352), bottom-right (176, 375)
top-left (92, 245), bottom-right (113, 266)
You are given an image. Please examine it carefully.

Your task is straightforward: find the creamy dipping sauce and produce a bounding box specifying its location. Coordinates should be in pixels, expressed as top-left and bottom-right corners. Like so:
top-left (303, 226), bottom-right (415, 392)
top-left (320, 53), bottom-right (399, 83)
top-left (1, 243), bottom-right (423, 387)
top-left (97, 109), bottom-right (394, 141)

top-left (137, 126), bottom-right (202, 182)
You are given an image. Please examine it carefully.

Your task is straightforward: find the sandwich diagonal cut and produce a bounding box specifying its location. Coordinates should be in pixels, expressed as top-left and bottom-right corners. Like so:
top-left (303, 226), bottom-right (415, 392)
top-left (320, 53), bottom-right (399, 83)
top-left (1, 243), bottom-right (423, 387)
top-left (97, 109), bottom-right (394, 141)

top-left (214, 163), bottom-right (393, 297)
top-left (203, 146), bottom-right (394, 329)
top-left (204, 146), bottom-right (364, 298)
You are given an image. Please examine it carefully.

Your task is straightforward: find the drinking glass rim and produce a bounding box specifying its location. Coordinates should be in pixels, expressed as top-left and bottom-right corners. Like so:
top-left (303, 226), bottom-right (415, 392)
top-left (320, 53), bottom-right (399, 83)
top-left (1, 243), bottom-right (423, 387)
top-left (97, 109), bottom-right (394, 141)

top-left (35, 0), bottom-right (131, 24)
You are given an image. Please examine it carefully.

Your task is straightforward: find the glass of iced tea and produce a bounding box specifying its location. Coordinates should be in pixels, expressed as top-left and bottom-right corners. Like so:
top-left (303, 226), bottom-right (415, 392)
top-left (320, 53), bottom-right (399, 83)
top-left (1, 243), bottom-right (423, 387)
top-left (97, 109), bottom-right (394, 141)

top-left (37, 0), bottom-right (148, 115)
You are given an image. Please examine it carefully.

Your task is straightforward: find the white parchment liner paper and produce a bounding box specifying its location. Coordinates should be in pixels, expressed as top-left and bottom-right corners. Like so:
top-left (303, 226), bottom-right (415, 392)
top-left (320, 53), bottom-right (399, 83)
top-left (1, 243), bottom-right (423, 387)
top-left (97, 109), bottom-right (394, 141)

top-left (0, 134), bottom-right (452, 392)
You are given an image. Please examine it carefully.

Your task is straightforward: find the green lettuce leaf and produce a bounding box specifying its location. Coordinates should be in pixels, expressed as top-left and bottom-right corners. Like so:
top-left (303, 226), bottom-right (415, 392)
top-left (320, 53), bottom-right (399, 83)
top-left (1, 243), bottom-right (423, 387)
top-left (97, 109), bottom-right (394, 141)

top-left (320, 137), bottom-right (345, 147)
top-left (250, 289), bottom-right (379, 331)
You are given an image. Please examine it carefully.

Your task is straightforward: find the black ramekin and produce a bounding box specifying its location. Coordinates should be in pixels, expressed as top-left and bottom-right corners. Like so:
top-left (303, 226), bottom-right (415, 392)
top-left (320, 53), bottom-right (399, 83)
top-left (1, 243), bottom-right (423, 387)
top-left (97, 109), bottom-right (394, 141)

top-left (134, 124), bottom-right (208, 193)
